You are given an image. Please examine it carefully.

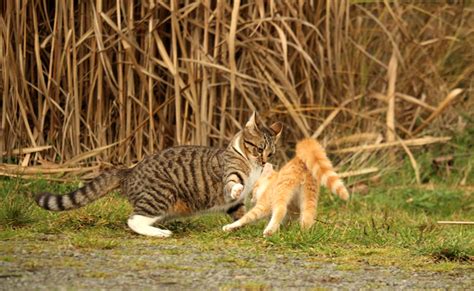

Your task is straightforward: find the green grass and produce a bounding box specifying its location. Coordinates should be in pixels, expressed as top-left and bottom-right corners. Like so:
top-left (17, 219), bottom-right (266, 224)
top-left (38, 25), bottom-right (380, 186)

top-left (0, 175), bottom-right (472, 271)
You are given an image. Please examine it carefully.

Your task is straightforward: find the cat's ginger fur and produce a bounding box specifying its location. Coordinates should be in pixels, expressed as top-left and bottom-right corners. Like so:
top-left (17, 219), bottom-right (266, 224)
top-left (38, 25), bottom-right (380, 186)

top-left (223, 138), bottom-right (349, 236)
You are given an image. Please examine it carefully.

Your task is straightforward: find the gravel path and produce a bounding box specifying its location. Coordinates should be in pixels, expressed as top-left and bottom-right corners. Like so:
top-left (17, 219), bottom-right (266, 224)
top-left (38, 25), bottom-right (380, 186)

top-left (1, 238), bottom-right (472, 289)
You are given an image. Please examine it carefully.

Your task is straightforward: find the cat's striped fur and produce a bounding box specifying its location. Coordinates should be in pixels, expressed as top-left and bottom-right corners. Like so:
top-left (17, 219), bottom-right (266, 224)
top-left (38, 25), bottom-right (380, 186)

top-left (223, 138), bottom-right (348, 236)
top-left (35, 112), bottom-right (283, 237)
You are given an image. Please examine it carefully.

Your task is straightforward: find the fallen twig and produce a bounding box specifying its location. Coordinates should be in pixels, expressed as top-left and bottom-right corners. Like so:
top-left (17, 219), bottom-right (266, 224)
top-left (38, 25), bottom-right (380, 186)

top-left (0, 163), bottom-right (100, 175)
top-left (413, 89), bottom-right (463, 135)
top-left (2, 145), bottom-right (53, 156)
top-left (339, 167), bottom-right (379, 178)
top-left (329, 136), bottom-right (451, 154)
top-left (437, 221), bottom-right (474, 225)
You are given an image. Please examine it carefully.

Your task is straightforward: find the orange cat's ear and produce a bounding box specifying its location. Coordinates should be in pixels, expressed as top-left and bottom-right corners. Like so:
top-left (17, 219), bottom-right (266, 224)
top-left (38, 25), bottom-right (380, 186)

top-left (269, 122), bottom-right (283, 140)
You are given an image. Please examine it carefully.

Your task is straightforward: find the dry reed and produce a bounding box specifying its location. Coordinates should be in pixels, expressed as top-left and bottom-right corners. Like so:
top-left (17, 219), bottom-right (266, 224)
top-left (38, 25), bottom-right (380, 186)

top-left (0, 1), bottom-right (473, 180)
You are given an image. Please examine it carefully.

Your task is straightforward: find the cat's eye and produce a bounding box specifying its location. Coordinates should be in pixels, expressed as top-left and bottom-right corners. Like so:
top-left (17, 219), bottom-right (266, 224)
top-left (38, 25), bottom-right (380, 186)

top-left (245, 140), bottom-right (261, 152)
top-left (267, 153), bottom-right (273, 158)
top-left (244, 140), bottom-right (257, 148)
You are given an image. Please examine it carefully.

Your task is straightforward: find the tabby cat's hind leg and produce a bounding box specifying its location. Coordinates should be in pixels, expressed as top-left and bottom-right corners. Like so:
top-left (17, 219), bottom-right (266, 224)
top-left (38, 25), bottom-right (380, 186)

top-left (127, 193), bottom-right (173, 237)
top-left (127, 215), bottom-right (172, 237)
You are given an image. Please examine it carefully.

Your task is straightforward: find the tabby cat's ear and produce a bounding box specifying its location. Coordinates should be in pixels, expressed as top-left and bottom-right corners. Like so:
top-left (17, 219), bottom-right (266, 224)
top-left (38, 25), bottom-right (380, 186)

top-left (269, 122), bottom-right (283, 140)
top-left (245, 111), bottom-right (260, 132)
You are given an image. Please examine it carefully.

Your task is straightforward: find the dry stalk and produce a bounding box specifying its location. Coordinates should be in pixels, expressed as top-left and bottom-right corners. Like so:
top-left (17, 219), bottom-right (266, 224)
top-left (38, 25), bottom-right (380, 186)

top-left (0, 2), bottom-right (471, 180)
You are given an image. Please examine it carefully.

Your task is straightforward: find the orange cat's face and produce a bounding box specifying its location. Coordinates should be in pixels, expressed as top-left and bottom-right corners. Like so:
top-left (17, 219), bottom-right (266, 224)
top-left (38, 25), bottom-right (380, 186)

top-left (251, 163), bottom-right (277, 203)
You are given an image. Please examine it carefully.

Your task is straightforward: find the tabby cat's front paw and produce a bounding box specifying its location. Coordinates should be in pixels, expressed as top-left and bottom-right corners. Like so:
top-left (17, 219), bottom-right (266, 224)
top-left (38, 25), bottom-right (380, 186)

top-left (230, 183), bottom-right (244, 199)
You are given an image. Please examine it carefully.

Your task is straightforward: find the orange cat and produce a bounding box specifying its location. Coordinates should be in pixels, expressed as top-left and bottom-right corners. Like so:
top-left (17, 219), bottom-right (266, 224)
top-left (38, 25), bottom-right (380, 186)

top-left (222, 138), bottom-right (349, 236)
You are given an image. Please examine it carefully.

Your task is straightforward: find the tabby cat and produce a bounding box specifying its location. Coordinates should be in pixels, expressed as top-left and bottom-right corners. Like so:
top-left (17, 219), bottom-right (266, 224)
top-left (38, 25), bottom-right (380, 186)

top-left (222, 138), bottom-right (348, 236)
top-left (35, 112), bottom-right (283, 237)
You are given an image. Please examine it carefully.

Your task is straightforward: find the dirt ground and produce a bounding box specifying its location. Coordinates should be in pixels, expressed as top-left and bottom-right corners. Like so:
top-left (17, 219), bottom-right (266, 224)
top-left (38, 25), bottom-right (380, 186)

top-left (1, 237), bottom-right (472, 290)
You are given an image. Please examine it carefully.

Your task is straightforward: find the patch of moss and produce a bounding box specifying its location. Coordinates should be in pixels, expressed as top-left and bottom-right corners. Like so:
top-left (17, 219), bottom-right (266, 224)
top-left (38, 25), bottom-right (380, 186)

top-left (220, 281), bottom-right (271, 290)
top-left (0, 256), bottom-right (15, 262)
top-left (214, 256), bottom-right (256, 268)
top-left (70, 237), bottom-right (119, 250)
top-left (335, 264), bottom-right (360, 271)
top-left (156, 263), bottom-right (196, 271)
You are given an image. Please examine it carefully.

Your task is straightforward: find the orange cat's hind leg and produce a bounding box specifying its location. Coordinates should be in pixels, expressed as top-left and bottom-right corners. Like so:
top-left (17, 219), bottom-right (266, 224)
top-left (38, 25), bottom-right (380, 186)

top-left (299, 174), bottom-right (319, 230)
top-left (263, 204), bottom-right (287, 236)
top-left (263, 179), bottom-right (298, 236)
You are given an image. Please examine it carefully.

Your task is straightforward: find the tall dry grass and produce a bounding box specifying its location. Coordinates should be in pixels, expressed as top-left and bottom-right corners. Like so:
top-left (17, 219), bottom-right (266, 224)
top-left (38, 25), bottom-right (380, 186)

top-left (0, 1), bottom-right (473, 181)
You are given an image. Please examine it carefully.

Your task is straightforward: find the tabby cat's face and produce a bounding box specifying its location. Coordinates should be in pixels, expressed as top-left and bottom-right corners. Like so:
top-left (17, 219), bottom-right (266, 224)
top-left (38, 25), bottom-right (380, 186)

top-left (241, 113), bottom-right (283, 167)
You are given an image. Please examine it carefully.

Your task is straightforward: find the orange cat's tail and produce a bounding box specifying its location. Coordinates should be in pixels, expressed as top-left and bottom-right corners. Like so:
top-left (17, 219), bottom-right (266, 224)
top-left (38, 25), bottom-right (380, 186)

top-left (296, 138), bottom-right (349, 201)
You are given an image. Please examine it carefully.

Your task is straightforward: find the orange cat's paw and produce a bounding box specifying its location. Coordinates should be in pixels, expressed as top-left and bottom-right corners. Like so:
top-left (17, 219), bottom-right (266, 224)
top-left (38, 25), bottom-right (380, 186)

top-left (300, 215), bottom-right (315, 230)
top-left (230, 183), bottom-right (244, 199)
top-left (300, 220), bottom-right (315, 230)
top-left (263, 226), bottom-right (278, 237)
top-left (339, 190), bottom-right (350, 201)
top-left (263, 229), bottom-right (273, 237)
top-left (222, 222), bottom-right (240, 232)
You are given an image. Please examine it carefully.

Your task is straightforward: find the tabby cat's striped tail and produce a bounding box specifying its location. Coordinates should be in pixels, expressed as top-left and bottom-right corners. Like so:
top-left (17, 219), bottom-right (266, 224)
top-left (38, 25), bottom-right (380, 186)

top-left (35, 169), bottom-right (126, 211)
top-left (296, 138), bottom-right (349, 201)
